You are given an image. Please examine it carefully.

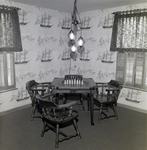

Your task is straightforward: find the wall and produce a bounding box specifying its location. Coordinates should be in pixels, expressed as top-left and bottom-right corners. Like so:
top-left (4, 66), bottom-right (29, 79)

top-left (81, 3), bottom-right (147, 113)
top-left (0, 0), bottom-right (147, 113)
top-left (0, 0), bottom-right (71, 113)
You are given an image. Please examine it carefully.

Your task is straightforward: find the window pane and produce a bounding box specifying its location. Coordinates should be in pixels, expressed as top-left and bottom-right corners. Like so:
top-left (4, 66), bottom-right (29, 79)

top-left (135, 53), bottom-right (144, 86)
top-left (0, 53), bottom-right (5, 86)
top-left (7, 53), bottom-right (14, 86)
top-left (126, 53), bottom-right (134, 84)
top-left (0, 52), bottom-right (15, 91)
top-left (145, 54), bottom-right (147, 87)
top-left (116, 52), bottom-right (125, 83)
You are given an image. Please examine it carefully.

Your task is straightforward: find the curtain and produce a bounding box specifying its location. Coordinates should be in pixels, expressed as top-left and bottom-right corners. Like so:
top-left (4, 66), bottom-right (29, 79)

top-left (0, 5), bottom-right (22, 52)
top-left (110, 9), bottom-right (147, 52)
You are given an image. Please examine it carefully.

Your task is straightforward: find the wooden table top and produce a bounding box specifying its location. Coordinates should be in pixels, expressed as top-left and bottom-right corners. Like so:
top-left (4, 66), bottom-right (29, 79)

top-left (51, 78), bottom-right (96, 90)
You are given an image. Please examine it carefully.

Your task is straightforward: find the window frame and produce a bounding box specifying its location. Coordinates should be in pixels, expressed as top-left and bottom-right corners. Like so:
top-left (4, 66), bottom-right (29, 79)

top-left (116, 52), bottom-right (147, 90)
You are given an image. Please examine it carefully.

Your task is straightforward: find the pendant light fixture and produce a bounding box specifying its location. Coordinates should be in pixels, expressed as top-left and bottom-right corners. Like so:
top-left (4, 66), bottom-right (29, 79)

top-left (68, 0), bottom-right (85, 59)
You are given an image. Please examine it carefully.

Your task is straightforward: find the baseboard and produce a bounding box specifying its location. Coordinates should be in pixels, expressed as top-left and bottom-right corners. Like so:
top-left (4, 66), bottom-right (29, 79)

top-left (118, 103), bottom-right (147, 114)
top-left (0, 103), bottom-right (147, 116)
top-left (0, 104), bottom-right (31, 116)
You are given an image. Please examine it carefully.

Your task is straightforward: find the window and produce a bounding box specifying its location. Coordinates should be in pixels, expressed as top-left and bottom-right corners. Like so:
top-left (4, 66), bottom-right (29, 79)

top-left (0, 52), bottom-right (15, 91)
top-left (0, 6), bottom-right (22, 92)
top-left (116, 52), bottom-right (147, 89)
top-left (110, 9), bottom-right (147, 89)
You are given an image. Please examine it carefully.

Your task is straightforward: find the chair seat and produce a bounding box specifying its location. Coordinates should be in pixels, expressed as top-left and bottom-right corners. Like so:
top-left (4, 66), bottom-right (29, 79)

top-left (96, 95), bottom-right (117, 105)
top-left (43, 109), bottom-right (79, 124)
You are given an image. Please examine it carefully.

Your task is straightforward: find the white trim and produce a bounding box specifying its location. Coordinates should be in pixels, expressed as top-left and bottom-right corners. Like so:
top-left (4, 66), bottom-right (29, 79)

top-left (118, 103), bottom-right (147, 114)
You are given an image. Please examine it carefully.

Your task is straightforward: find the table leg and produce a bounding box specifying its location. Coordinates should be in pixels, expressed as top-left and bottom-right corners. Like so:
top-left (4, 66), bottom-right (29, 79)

top-left (87, 94), bottom-right (90, 111)
top-left (80, 94), bottom-right (85, 110)
top-left (90, 93), bottom-right (94, 125)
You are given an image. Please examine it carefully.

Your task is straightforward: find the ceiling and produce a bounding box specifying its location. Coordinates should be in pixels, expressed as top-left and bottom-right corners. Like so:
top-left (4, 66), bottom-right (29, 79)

top-left (9, 0), bottom-right (147, 12)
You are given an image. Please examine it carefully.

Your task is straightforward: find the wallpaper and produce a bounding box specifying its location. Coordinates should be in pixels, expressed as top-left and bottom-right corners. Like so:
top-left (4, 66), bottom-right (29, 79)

top-left (0, 0), bottom-right (147, 113)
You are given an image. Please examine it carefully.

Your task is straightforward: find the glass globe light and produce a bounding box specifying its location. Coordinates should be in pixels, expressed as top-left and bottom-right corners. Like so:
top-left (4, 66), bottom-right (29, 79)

top-left (71, 45), bottom-right (77, 52)
top-left (68, 30), bottom-right (75, 40)
top-left (78, 36), bottom-right (84, 46)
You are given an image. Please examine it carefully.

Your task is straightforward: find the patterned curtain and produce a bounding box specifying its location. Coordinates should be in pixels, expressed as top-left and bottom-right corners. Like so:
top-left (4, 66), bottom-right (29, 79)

top-left (110, 9), bottom-right (147, 52)
top-left (0, 5), bottom-right (22, 52)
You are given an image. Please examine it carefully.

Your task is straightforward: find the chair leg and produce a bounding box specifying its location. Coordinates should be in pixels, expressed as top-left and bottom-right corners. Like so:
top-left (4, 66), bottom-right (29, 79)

top-left (41, 121), bottom-right (47, 137)
top-left (55, 124), bottom-right (59, 148)
top-left (73, 119), bottom-right (81, 139)
top-left (30, 106), bottom-right (37, 121)
top-left (80, 94), bottom-right (85, 110)
top-left (63, 94), bottom-right (67, 104)
top-left (113, 104), bottom-right (118, 120)
top-left (98, 105), bottom-right (103, 123)
top-left (31, 105), bottom-right (42, 120)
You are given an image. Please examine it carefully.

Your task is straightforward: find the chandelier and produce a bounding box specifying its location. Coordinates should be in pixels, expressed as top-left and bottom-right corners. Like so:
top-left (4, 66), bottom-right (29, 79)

top-left (68, 0), bottom-right (85, 60)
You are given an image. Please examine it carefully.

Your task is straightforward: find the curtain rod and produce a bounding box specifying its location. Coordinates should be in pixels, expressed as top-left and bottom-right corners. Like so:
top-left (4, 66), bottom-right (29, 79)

top-left (112, 8), bottom-right (147, 15)
top-left (0, 5), bottom-right (21, 10)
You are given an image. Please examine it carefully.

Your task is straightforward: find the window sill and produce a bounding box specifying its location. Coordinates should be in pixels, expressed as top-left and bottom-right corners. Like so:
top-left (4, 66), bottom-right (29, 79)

top-left (123, 85), bottom-right (147, 92)
top-left (0, 88), bottom-right (18, 93)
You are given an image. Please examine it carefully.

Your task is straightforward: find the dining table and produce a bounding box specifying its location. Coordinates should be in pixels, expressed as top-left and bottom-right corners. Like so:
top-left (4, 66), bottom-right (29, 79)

top-left (51, 77), bottom-right (96, 125)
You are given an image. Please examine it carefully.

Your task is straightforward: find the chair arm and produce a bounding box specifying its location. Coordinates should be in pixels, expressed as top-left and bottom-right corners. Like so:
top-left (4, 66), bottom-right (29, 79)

top-left (57, 101), bottom-right (77, 109)
top-left (106, 88), bottom-right (119, 92)
top-left (30, 88), bottom-right (46, 92)
top-left (40, 82), bottom-right (51, 84)
top-left (41, 93), bottom-right (53, 98)
top-left (38, 83), bottom-right (55, 93)
top-left (94, 82), bottom-right (108, 96)
top-left (105, 88), bottom-right (119, 96)
top-left (41, 93), bottom-right (56, 102)
top-left (96, 82), bottom-right (106, 84)
top-left (95, 82), bottom-right (107, 87)
top-left (30, 88), bottom-right (46, 96)
top-left (37, 82), bottom-right (51, 87)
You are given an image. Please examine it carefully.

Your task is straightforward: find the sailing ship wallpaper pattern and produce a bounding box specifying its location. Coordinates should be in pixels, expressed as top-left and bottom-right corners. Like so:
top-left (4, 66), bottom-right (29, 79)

top-left (0, 0), bottom-right (147, 113)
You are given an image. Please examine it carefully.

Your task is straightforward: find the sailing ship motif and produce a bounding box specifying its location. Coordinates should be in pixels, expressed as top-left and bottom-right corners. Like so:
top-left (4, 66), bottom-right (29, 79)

top-left (62, 49), bottom-right (70, 60)
top-left (80, 17), bottom-right (91, 29)
top-left (17, 87), bottom-right (29, 101)
top-left (19, 10), bottom-right (28, 25)
top-left (62, 18), bottom-right (71, 29)
top-left (40, 14), bottom-right (52, 28)
top-left (125, 90), bottom-right (140, 103)
top-left (103, 14), bottom-right (114, 28)
top-left (101, 51), bottom-right (114, 63)
top-left (41, 49), bottom-right (52, 62)
top-left (80, 51), bottom-right (90, 61)
top-left (15, 51), bottom-right (29, 64)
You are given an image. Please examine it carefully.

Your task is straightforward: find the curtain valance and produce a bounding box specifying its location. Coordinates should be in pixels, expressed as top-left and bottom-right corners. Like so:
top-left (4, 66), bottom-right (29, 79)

top-left (0, 5), bottom-right (22, 52)
top-left (110, 9), bottom-right (147, 52)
